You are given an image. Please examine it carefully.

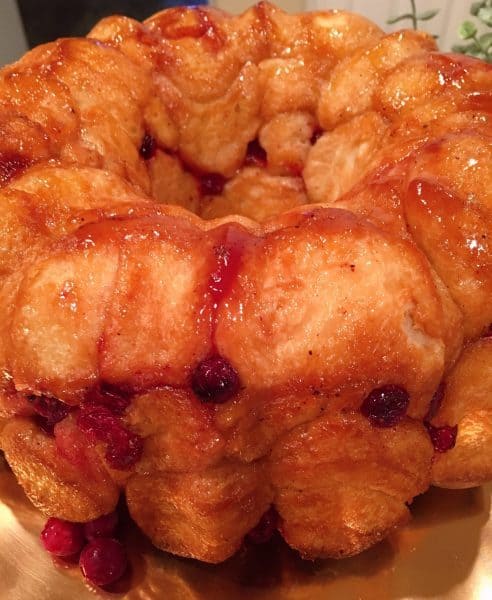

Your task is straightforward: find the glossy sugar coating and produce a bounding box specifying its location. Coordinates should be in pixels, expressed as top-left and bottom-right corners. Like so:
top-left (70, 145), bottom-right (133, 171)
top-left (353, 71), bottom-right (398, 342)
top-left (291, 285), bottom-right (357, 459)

top-left (0, 2), bottom-right (491, 564)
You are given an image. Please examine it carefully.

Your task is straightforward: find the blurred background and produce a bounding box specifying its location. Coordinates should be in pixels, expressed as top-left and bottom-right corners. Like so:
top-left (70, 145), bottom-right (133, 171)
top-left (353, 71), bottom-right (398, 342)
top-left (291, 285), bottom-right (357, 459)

top-left (0, 0), bottom-right (204, 65)
top-left (0, 0), bottom-right (482, 66)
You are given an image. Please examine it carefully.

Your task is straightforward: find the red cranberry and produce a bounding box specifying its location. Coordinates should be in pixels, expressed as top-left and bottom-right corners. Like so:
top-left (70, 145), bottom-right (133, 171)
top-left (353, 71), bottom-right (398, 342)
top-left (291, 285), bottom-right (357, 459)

top-left (77, 405), bottom-right (143, 470)
top-left (200, 173), bottom-right (226, 196)
top-left (77, 404), bottom-right (119, 443)
top-left (426, 423), bottom-right (458, 453)
top-left (425, 383), bottom-right (446, 421)
top-left (191, 355), bottom-right (240, 403)
top-left (101, 392), bottom-right (130, 416)
top-left (105, 428), bottom-right (144, 471)
top-left (245, 139), bottom-right (267, 168)
top-left (79, 538), bottom-right (128, 587)
top-left (361, 385), bottom-right (409, 427)
top-left (246, 507), bottom-right (278, 544)
top-left (139, 133), bottom-right (157, 160)
top-left (208, 228), bottom-right (247, 307)
top-left (84, 512), bottom-right (119, 541)
top-left (41, 518), bottom-right (85, 557)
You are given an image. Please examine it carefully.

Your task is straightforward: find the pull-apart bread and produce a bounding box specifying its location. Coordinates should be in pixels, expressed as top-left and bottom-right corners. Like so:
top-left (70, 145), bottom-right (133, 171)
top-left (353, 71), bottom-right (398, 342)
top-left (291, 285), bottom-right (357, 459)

top-left (0, 2), bottom-right (491, 563)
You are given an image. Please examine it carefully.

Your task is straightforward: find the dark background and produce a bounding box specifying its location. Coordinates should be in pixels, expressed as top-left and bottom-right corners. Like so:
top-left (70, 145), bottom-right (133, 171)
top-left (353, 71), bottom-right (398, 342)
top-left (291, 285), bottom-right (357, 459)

top-left (18, 0), bottom-right (205, 47)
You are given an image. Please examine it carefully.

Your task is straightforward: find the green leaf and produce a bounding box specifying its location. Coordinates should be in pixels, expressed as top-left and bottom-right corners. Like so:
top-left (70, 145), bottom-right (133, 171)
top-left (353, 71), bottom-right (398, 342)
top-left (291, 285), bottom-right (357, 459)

top-left (479, 32), bottom-right (492, 50)
top-left (470, 49), bottom-right (487, 59)
top-left (459, 20), bottom-right (478, 39)
top-left (471, 2), bottom-right (485, 16)
top-left (452, 42), bottom-right (478, 54)
top-left (387, 13), bottom-right (414, 25)
top-left (478, 7), bottom-right (492, 25)
top-left (417, 9), bottom-right (439, 21)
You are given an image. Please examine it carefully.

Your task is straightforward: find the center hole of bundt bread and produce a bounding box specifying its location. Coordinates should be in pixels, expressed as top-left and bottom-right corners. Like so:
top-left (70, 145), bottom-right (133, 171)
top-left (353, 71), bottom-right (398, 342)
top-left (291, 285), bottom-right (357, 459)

top-left (139, 131), bottom-right (228, 213)
top-left (138, 129), bottom-right (318, 221)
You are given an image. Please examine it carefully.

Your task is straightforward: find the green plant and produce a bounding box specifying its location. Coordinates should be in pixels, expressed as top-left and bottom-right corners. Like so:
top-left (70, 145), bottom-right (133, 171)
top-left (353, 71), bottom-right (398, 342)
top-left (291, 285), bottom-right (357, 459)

top-left (452, 1), bottom-right (492, 62)
top-left (387, 0), bottom-right (439, 31)
top-left (388, 1), bottom-right (492, 63)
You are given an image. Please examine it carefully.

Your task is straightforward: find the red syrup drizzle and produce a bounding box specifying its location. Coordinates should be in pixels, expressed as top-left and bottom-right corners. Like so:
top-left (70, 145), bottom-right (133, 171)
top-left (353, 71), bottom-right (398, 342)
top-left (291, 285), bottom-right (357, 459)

top-left (0, 152), bottom-right (31, 185)
top-left (407, 178), bottom-right (460, 218)
top-left (463, 92), bottom-right (492, 114)
top-left (425, 54), bottom-right (492, 114)
top-left (189, 225), bottom-right (252, 403)
top-left (155, 7), bottom-right (225, 52)
top-left (427, 53), bottom-right (471, 88)
top-left (195, 8), bottom-right (226, 52)
top-left (208, 225), bottom-right (250, 325)
top-left (409, 177), bottom-right (489, 266)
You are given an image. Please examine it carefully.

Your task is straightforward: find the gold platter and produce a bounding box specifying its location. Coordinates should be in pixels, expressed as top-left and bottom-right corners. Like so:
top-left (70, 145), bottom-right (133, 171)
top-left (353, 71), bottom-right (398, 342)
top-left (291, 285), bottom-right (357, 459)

top-left (0, 456), bottom-right (490, 600)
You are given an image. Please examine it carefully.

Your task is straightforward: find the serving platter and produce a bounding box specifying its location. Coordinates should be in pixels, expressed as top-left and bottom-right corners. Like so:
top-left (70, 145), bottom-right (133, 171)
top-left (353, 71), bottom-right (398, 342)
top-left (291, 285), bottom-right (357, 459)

top-left (0, 456), bottom-right (490, 600)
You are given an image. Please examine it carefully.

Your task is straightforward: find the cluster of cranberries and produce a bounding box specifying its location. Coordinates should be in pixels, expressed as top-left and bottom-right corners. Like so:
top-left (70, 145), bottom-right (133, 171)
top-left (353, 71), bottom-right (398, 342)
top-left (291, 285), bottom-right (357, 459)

top-left (29, 390), bottom-right (144, 471)
top-left (77, 401), bottom-right (143, 471)
top-left (41, 512), bottom-right (128, 587)
top-left (39, 507), bottom-right (277, 589)
top-left (29, 354), bottom-right (241, 473)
